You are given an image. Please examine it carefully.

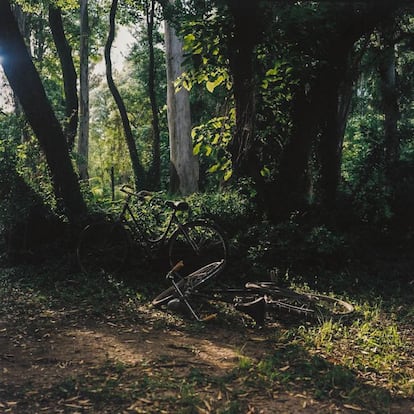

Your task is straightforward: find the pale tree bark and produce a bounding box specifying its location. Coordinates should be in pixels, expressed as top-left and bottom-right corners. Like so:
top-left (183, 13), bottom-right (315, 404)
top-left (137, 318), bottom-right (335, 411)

top-left (78, 0), bottom-right (89, 180)
top-left (105, 0), bottom-right (146, 190)
top-left (145, 0), bottom-right (161, 190)
top-left (164, 9), bottom-right (198, 195)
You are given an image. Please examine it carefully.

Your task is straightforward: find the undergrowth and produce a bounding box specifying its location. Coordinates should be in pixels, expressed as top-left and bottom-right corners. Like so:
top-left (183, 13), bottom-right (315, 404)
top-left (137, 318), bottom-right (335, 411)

top-left (1, 189), bottom-right (413, 412)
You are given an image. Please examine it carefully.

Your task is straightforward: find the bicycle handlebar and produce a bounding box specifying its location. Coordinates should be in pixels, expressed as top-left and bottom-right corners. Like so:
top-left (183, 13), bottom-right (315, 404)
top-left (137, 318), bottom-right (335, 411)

top-left (171, 260), bottom-right (184, 273)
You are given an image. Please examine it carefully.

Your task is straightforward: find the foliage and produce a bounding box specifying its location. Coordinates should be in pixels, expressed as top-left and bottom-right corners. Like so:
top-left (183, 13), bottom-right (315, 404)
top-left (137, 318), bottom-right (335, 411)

top-left (0, 122), bottom-right (53, 223)
top-left (89, 78), bottom-right (135, 197)
top-left (342, 114), bottom-right (393, 223)
top-left (185, 186), bottom-right (256, 233)
top-left (192, 110), bottom-right (234, 185)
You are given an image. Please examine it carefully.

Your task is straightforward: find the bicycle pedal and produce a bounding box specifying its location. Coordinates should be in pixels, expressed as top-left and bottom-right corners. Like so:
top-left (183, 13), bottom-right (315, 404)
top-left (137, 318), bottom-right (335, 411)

top-left (201, 313), bottom-right (217, 322)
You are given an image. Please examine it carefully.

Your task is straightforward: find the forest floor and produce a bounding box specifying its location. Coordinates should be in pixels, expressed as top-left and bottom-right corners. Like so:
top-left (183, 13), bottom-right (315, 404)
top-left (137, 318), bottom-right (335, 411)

top-left (0, 251), bottom-right (414, 414)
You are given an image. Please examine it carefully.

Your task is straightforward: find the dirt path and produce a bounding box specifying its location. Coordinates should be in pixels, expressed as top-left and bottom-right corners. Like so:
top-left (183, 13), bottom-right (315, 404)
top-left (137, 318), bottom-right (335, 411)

top-left (1, 265), bottom-right (413, 413)
top-left (0, 312), bottom-right (353, 413)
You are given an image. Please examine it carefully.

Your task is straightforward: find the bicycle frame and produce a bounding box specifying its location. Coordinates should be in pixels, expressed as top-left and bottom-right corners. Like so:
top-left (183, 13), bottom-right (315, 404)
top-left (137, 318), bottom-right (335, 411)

top-left (165, 261), bottom-right (224, 322)
top-left (119, 186), bottom-right (184, 246)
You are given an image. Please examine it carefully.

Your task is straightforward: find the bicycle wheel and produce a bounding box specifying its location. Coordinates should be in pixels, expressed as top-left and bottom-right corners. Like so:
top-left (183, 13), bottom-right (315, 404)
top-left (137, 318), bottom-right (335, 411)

top-left (245, 282), bottom-right (354, 319)
top-left (168, 220), bottom-right (227, 276)
top-left (77, 221), bottom-right (130, 274)
top-left (152, 261), bottom-right (225, 307)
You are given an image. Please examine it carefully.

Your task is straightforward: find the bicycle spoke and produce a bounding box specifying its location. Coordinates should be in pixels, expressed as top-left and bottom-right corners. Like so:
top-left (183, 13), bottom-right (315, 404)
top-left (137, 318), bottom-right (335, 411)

top-left (168, 220), bottom-right (227, 276)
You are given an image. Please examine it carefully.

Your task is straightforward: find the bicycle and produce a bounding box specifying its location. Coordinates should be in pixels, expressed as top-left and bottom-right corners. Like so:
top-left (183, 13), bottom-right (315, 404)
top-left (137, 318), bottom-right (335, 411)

top-left (152, 262), bottom-right (355, 326)
top-left (77, 185), bottom-right (228, 275)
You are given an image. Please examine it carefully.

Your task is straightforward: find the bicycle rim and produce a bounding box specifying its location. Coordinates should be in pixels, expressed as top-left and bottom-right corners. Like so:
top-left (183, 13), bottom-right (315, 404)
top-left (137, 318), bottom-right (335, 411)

top-left (168, 220), bottom-right (227, 276)
top-left (245, 282), bottom-right (354, 319)
top-left (302, 293), bottom-right (354, 318)
top-left (152, 261), bottom-right (225, 308)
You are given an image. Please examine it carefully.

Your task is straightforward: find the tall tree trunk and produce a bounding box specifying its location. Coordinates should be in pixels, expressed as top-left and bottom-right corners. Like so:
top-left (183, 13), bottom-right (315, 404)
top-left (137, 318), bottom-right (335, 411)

top-left (317, 42), bottom-right (355, 208)
top-left (268, 86), bottom-right (317, 221)
top-left (227, 0), bottom-right (260, 176)
top-left (11, 3), bottom-right (30, 142)
top-left (105, 0), bottom-right (146, 190)
top-left (78, 0), bottom-right (89, 180)
top-left (0, 0), bottom-right (86, 220)
top-left (316, 4), bottom-right (398, 209)
top-left (48, 4), bottom-right (79, 151)
top-left (379, 22), bottom-right (399, 176)
top-left (145, 0), bottom-right (161, 190)
top-left (164, 6), bottom-right (198, 195)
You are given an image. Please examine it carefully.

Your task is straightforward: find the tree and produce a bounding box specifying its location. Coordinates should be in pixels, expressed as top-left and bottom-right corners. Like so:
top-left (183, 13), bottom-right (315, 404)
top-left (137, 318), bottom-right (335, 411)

top-left (0, 0), bottom-right (86, 220)
top-left (105, 0), bottom-right (146, 190)
top-left (145, 0), bottom-right (161, 190)
top-left (379, 19), bottom-right (400, 176)
top-left (222, 1), bottom-right (411, 219)
top-left (48, 3), bottom-right (79, 150)
top-left (78, 0), bottom-right (90, 180)
top-left (226, 0), bottom-right (261, 177)
top-left (164, 0), bottom-right (198, 195)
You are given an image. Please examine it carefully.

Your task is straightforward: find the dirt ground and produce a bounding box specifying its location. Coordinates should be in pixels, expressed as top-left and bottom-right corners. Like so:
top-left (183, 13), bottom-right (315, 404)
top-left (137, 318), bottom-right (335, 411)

top-left (1, 265), bottom-right (414, 414)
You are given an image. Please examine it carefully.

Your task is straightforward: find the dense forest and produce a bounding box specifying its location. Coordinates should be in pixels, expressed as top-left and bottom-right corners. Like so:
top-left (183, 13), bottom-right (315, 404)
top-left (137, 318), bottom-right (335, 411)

top-left (1, 0), bottom-right (413, 273)
top-left (0, 0), bottom-right (413, 273)
top-left (1, 1), bottom-right (414, 412)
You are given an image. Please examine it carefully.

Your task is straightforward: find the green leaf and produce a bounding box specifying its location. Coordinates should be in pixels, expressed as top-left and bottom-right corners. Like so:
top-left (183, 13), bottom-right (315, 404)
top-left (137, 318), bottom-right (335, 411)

top-left (208, 164), bottom-right (220, 173)
top-left (184, 33), bottom-right (196, 43)
top-left (224, 169), bottom-right (233, 181)
top-left (206, 75), bottom-right (225, 93)
top-left (206, 81), bottom-right (216, 93)
top-left (260, 166), bottom-right (270, 177)
top-left (266, 67), bottom-right (278, 76)
top-left (193, 142), bottom-right (202, 155)
top-left (182, 79), bottom-right (192, 91)
top-left (212, 134), bottom-right (220, 145)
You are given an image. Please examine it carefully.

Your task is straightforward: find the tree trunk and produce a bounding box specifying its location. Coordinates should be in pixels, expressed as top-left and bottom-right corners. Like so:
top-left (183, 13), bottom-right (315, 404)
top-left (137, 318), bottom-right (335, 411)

top-left (379, 22), bottom-right (399, 176)
top-left (48, 4), bottom-right (79, 151)
top-left (164, 8), bottom-right (198, 195)
top-left (227, 0), bottom-right (260, 177)
top-left (0, 0), bottom-right (86, 220)
top-left (268, 86), bottom-right (317, 221)
top-left (145, 0), bottom-right (161, 190)
top-left (105, 0), bottom-right (146, 190)
top-left (78, 0), bottom-right (89, 180)
top-left (317, 42), bottom-right (355, 208)
top-left (11, 3), bottom-right (30, 142)
top-left (316, 4), bottom-right (399, 209)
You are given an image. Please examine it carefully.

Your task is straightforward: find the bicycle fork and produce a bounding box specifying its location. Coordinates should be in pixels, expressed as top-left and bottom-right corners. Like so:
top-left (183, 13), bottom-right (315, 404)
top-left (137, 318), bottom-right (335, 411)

top-left (166, 265), bottom-right (216, 322)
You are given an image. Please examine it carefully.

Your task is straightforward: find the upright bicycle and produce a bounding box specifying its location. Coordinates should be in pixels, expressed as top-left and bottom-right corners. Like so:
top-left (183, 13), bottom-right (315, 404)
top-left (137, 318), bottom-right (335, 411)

top-left (77, 185), bottom-right (228, 275)
top-left (152, 263), bottom-right (354, 325)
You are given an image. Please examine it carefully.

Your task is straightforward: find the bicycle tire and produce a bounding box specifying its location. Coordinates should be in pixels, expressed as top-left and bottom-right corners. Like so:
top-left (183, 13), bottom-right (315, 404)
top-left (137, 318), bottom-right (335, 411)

top-left (77, 221), bottom-right (130, 275)
top-left (168, 220), bottom-right (228, 276)
top-left (152, 260), bottom-right (225, 307)
top-left (245, 282), bottom-right (354, 318)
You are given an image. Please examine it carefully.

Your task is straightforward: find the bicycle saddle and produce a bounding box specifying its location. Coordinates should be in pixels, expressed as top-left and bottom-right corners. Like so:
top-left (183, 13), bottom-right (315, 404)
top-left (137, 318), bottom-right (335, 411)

top-left (165, 200), bottom-right (189, 211)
